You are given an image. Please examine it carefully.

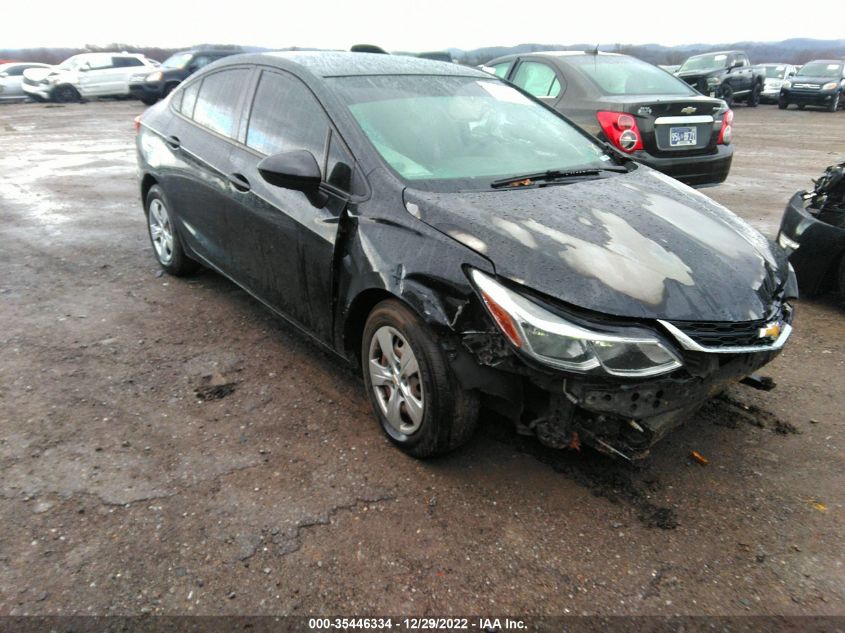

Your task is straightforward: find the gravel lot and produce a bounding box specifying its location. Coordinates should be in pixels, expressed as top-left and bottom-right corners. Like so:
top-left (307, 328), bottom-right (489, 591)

top-left (0, 100), bottom-right (843, 618)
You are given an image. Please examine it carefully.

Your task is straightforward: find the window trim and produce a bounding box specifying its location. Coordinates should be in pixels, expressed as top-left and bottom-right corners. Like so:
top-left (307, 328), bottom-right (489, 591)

top-left (167, 63), bottom-right (370, 200)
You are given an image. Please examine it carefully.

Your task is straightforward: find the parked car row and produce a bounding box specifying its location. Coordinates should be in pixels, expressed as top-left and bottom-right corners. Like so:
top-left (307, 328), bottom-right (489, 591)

top-left (8, 48), bottom-right (242, 104)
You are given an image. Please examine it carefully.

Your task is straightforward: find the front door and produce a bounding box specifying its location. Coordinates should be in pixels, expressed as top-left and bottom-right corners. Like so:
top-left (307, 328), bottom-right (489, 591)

top-left (225, 68), bottom-right (352, 340)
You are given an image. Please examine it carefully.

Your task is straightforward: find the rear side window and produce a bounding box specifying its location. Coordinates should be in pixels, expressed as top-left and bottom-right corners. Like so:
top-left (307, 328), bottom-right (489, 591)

top-left (192, 68), bottom-right (250, 138)
top-left (113, 57), bottom-right (144, 68)
top-left (246, 71), bottom-right (328, 161)
top-left (512, 61), bottom-right (561, 98)
top-left (6, 66), bottom-right (26, 76)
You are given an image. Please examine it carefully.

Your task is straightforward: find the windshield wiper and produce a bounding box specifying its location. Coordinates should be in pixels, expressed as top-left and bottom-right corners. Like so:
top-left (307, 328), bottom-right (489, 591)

top-left (490, 166), bottom-right (627, 189)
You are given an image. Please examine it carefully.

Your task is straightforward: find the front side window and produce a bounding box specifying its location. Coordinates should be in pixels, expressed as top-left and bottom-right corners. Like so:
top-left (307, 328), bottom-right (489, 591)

top-left (512, 61), bottom-right (561, 98)
top-left (192, 68), bottom-right (250, 138)
top-left (246, 71), bottom-right (328, 161)
top-left (571, 56), bottom-right (695, 96)
top-left (330, 74), bottom-right (608, 190)
top-left (765, 65), bottom-right (788, 79)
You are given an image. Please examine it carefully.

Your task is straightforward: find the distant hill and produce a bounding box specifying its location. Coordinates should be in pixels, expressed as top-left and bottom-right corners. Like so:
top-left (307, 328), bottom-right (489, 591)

top-left (2, 38), bottom-right (843, 67)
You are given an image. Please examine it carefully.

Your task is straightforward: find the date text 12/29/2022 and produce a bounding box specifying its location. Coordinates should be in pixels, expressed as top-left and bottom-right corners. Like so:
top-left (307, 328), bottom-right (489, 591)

top-left (308, 617), bottom-right (527, 630)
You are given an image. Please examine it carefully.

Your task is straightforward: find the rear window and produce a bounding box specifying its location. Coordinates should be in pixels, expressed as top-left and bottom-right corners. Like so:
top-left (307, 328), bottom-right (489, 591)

top-left (192, 68), bottom-right (250, 138)
top-left (570, 55), bottom-right (695, 96)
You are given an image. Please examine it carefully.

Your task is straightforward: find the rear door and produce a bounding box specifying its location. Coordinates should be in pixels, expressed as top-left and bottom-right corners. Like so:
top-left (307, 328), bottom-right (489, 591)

top-left (109, 56), bottom-right (147, 95)
top-left (161, 67), bottom-right (252, 275)
top-left (225, 68), bottom-right (359, 339)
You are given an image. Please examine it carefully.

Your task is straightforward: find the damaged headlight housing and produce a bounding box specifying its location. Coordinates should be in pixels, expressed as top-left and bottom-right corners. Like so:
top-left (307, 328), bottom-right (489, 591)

top-left (470, 270), bottom-right (682, 377)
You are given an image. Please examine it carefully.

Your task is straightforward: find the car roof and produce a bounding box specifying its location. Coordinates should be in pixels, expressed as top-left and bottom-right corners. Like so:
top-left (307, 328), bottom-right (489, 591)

top-left (688, 50), bottom-right (744, 57)
top-left (805, 59), bottom-right (844, 63)
top-left (489, 50), bottom-right (624, 62)
top-left (226, 51), bottom-right (488, 78)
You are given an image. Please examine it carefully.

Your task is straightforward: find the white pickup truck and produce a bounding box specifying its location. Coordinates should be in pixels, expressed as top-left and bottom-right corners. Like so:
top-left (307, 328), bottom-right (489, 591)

top-left (22, 52), bottom-right (158, 102)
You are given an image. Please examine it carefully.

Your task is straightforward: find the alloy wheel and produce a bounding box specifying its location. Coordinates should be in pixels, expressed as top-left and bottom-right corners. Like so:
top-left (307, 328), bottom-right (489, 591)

top-left (148, 198), bottom-right (174, 265)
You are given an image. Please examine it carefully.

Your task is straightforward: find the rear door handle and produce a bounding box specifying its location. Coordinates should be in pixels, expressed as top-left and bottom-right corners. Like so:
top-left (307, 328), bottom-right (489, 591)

top-left (228, 172), bottom-right (251, 193)
top-left (166, 135), bottom-right (181, 149)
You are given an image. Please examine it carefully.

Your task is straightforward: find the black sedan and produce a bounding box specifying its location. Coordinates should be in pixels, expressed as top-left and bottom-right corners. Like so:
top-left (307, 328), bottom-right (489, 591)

top-left (136, 52), bottom-right (796, 461)
top-left (484, 51), bottom-right (734, 187)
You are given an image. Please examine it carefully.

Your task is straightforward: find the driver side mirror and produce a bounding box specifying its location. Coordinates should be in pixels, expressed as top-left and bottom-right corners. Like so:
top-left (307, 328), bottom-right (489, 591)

top-left (258, 149), bottom-right (327, 207)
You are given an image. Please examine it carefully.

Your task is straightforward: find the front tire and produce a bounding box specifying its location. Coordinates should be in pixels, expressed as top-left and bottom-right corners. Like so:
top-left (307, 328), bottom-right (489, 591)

top-left (828, 93), bottom-right (841, 112)
top-left (747, 83), bottom-right (762, 107)
top-left (362, 300), bottom-right (479, 458)
top-left (145, 185), bottom-right (199, 276)
top-left (778, 98), bottom-right (789, 110)
top-left (720, 84), bottom-right (734, 107)
top-left (52, 84), bottom-right (80, 103)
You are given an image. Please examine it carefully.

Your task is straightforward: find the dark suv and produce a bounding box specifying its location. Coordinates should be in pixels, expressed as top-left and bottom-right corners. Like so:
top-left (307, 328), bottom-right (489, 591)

top-left (485, 51), bottom-right (734, 187)
top-left (129, 49), bottom-right (241, 105)
top-left (779, 59), bottom-right (845, 112)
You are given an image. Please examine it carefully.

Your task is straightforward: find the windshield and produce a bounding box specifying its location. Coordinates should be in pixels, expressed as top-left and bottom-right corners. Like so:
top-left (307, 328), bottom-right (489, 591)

top-left (679, 53), bottom-right (729, 72)
top-left (568, 55), bottom-right (695, 96)
top-left (797, 62), bottom-right (842, 78)
top-left (329, 75), bottom-right (609, 190)
top-left (163, 52), bottom-right (193, 69)
top-left (764, 65), bottom-right (788, 79)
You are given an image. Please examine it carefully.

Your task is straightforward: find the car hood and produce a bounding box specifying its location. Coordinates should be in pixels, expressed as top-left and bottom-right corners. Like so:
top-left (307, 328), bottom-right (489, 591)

top-left (22, 67), bottom-right (53, 81)
top-left (790, 75), bottom-right (838, 85)
top-left (676, 69), bottom-right (724, 81)
top-left (404, 167), bottom-right (790, 322)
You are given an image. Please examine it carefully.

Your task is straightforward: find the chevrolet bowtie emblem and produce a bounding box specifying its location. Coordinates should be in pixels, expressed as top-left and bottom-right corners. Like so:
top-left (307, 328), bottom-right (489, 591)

top-left (681, 106), bottom-right (697, 115)
top-left (758, 322), bottom-right (782, 340)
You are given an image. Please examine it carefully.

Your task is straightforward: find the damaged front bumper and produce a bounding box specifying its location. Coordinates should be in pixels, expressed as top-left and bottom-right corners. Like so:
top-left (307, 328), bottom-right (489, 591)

top-left (455, 304), bottom-right (793, 461)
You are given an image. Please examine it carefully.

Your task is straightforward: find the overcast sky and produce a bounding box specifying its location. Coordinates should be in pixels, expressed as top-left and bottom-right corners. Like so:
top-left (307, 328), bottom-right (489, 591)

top-left (5, 0), bottom-right (843, 50)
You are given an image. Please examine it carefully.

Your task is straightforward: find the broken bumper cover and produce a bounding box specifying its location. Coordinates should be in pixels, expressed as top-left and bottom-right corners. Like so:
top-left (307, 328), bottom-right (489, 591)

top-left (778, 192), bottom-right (845, 295)
top-left (456, 306), bottom-right (793, 461)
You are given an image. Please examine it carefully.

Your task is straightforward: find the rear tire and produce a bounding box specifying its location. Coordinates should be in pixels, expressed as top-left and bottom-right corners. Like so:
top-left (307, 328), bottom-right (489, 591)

top-left (747, 83), bottom-right (762, 107)
top-left (361, 300), bottom-right (479, 458)
top-left (144, 185), bottom-right (199, 276)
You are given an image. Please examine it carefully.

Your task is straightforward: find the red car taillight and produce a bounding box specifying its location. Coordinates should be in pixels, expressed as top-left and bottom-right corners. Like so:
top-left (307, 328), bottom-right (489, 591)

top-left (596, 111), bottom-right (643, 153)
top-left (134, 115), bottom-right (142, 133)
top-left (717, 109), bottom-right (733, 145)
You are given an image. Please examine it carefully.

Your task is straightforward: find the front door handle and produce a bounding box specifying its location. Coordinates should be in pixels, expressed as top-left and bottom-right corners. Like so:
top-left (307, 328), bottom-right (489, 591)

top-left (166, 135), bottom-right (181, 149)
top-left (228, 172), bottom-right (251, 193)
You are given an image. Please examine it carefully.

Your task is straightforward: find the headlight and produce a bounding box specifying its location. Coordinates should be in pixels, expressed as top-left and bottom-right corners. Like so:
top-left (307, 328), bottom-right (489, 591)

top-left (706, 76), bottom-right (721, 86)
top-left (145, 71), bottom-right (164, 82)
top-left (821, 82), bottom-right (837, 90)
top-left (470, 270), bottom-right (683, 377)
top-left (782, 81), bottom-right (791, 89)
